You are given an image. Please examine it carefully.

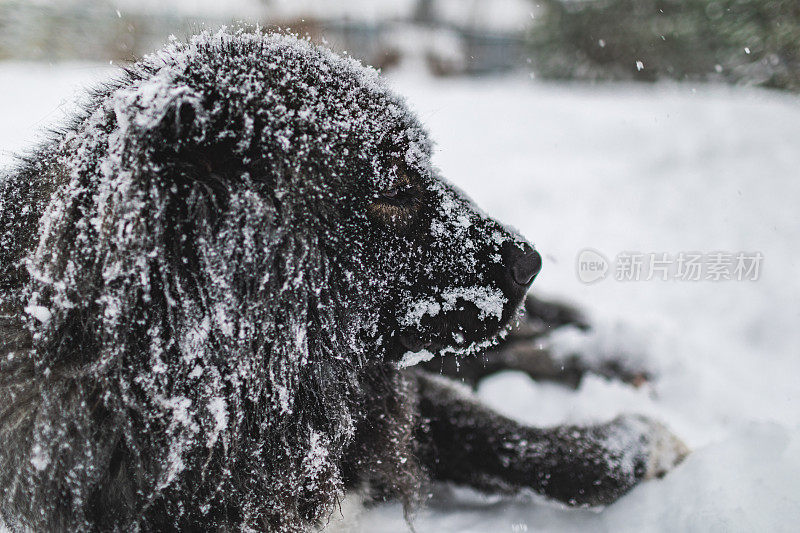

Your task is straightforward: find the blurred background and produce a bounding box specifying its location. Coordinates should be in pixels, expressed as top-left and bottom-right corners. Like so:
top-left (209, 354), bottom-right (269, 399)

top-left (1, 0), bottom-right (798, 90)
top-left (1, 1), bottom-right (799, 532)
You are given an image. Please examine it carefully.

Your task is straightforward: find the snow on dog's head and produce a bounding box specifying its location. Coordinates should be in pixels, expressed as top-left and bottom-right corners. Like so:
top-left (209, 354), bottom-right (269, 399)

top-left (39, 29), bottom-right (539, 368)
top-left (6, 29), bottom-right (540, 528)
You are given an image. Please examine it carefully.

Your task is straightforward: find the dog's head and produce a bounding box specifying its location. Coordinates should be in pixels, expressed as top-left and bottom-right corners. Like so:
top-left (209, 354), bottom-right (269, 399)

top-left (128, 31), bottom-right (542, 366)
top-left (28, 31), bottom-right (539, 376)
top-left (181, 35), bottom-right (543, 363)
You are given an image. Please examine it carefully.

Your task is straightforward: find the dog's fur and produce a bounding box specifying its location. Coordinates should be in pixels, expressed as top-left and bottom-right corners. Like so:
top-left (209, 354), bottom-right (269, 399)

top-left (0, 31), bottom-right (686, 531)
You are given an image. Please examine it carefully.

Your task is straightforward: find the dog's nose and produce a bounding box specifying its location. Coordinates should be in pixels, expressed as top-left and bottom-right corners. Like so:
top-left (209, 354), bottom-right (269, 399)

top-left (504, 242), bottom-right (542, 286)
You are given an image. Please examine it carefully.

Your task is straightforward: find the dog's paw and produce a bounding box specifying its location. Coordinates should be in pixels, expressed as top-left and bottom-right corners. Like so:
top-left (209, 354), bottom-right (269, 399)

top-left (542, 414), bottom-right (689, 507)
top-left (611, 414), bottom-right (690, 480)
top-left (543, 321), bottom-right (660, 387)
top-left (641, 418), bottom-right (690, 479)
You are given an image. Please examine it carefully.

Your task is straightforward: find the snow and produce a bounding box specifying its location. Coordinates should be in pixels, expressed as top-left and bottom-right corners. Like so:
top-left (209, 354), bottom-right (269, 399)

top-left (1, 64), bottom-right (799, 531)
top-left (22, 304), bottom-right (52, 323)
top-left (28, 444), bottom-right (49, 472)
top-left (206, 396), bottom-right (229, 449)
top-left (0, 63), bottom-right (112, 167)
top-left (401, 286), bottom-right (506, 326)
top-left (397, 348), bottom-right (436, 369)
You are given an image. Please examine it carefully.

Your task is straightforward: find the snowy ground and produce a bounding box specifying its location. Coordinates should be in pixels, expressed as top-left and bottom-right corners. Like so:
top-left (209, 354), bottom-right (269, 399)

top-left (2, 63), bottom-right (799, 532)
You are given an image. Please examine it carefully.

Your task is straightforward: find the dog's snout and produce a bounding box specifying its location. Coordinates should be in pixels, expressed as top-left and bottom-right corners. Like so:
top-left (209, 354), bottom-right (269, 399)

top-left (504, 242), bottom-right (542, 286)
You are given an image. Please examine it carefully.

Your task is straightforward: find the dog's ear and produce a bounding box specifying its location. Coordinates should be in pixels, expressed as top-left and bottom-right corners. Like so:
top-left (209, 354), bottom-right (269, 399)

top-left (157, 96), bottom-right (206, 147)
top-left (112, 80), bottom-right (207, 151)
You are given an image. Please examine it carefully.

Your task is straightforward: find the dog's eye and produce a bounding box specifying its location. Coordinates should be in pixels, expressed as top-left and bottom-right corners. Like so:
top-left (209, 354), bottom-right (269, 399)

top-left (368, 183), bottom-right (422, 228)
top-left (377, 184), bottom-right (419, 206)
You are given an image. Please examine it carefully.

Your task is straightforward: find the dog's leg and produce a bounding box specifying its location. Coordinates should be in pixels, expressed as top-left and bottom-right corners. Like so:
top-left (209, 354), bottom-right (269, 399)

top-left (522, 294), bottom-right (591, 333)
top-left (420, 295), bottom-right (588, 387)
top-left (412, 370), bottom-right (687, 507)
top-left (421, 341), bottom-right (586, 388)
top-left (423, 295), bottom-right (650, 388)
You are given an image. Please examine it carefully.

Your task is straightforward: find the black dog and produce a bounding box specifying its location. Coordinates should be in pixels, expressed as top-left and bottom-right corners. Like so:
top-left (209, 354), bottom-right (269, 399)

top-left (0, 31), bottom-right (686, 531)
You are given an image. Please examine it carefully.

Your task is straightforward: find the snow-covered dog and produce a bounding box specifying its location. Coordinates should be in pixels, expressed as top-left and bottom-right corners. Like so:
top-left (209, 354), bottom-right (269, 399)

top-left (0, 31), bottom-right (686, 531)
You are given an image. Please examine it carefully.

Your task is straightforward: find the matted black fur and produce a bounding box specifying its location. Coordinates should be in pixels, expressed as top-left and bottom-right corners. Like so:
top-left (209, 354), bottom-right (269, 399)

top-left (0, 30), bottom-right (686, 532)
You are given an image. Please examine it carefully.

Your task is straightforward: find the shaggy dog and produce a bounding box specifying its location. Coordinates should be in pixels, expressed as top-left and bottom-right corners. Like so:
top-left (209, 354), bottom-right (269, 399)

top-left (0, 31), bottom-right (686, 531)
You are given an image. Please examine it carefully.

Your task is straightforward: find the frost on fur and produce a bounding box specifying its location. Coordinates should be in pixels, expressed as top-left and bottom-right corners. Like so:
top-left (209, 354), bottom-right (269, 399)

top-left (0, 29), bottom-right (533, 531)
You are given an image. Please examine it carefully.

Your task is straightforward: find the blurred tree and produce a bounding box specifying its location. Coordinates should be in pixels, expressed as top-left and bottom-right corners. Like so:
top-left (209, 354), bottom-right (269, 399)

top-left (413, 0), bottom-right (436, 25)
top-left (528, 0), bottom-right (800, 91)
